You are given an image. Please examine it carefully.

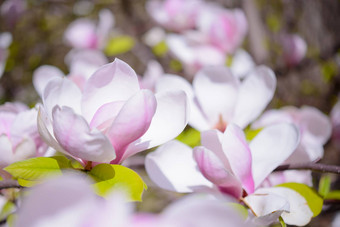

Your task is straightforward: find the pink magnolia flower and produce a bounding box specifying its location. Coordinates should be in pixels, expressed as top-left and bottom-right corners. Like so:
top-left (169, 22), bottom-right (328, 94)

top-left (15, 174), bottom-right (248, 227)
top-left (37, 59), bottom-right (188, 165)
top-left (64, 9), bottom-right (114, 49)
top-left (331, 98), bottom-right (340, 147)
top-left (155, 65), bottom-right (276, 131)
top-left (197, 6), bottom-right (248, 54)
top-left (251, 106), bottom-right (332, 163)
top-left (0, 32), bottom-right (12, 78)
top-left (0, 102), bottom-right (48, 169)
top-left (145, 123), bottom-right (299, 199)
top-left (139, 60), bottom-right (164, 91)
top-left (166, 33), bottom-right (226, 78)
top-left (280, 34), bottom-right (307, 66)
top-left (146, 0), bottom-right (203, 32)
top-left (33, 49), bottom-right (108, 94)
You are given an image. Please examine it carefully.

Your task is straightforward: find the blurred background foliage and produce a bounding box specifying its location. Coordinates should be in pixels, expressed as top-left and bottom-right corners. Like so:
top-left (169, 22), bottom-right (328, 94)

top-left (0, 0), bottom-right (339, 226)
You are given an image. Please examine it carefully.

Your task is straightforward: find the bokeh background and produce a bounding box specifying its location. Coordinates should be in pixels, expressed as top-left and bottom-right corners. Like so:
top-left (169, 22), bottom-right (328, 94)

top-left (0, 0), bottom-right (339, 226)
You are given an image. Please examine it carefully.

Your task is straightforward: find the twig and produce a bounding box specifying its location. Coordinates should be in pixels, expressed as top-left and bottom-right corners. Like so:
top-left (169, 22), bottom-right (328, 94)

top-left (274, 163), bottom-right (340, 174)
top-left (0, 180), bottom-right (22, 190)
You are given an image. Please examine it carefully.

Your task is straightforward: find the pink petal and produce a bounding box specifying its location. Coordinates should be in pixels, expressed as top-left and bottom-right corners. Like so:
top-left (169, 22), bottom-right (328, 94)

top-left (145, 141), bottom-right (212, 193)
top-left (33, 65), bottom-right (64, 97)
top-left (250, 123), bottom-right (300, 188)
top-left (43, 77), bottom-right (82, 119)
top-left (155, 74), bottom-right (209, 131)
top-left (52, 106), bottom-right (115, 162)
top-left (193, 66), bottom-right (239, 127)
top-left (193, 146), bottom-right (243, 198)
top-left (96, 9), bottom-right (115, 48)
top-left (232, 66), bottom-right (276, 128)
top-left (107, 90), bottom-right (157, 164)
top-left (123, 90), bottom-right (189, 161)
top-left (64, 19), bottom-right (97, 49)
top-left (222, 124), bottom-right (254, 194)
top-left (82, 59), bottom-right (140, 122)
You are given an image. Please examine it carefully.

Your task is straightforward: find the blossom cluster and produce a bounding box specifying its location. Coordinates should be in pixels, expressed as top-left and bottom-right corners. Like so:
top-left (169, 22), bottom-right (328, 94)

top-left (0, 0), bottom-right (338, 227)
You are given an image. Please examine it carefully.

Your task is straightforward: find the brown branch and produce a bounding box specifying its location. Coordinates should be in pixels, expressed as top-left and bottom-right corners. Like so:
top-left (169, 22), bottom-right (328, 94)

top-left (0, 179), bottom-right (22, 189)
top-left (274, 163), bottom-right (340, 174)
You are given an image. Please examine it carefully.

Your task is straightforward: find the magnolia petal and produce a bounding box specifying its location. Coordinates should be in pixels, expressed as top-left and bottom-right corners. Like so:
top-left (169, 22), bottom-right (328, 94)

top-left (145, 140), bottom-right (212, 193)
top-left (37, 106), bottom-right (67, 155)
top-left (299, 106), bottom-right (332, 146)
top-left (33, 65), bottom-right (64, 97)
top-left (251, 109), bottom-right (293, 129)
top-left (82, 59), bottom-right (140, 122)
top-left (89, 101), bottom-right (125, 131)
top-left (232, 66), bottom-right (276, 129)
top-left (96, 9), bottom-right (115, 48)
top-left (250, 123), bottom-right (299, 188)
top-left (14, 174), bottom-right (98, 227)
top-left (141, 60), bottom-right (163, 90)
top-left (52, 106), bottom-right (115, 162)
top-left (193, 146), bottom-right (243, 198)
top-left (0, 135), bottom-right (13, 167)
top-left (12, 138), bottom-right (36, 162)
top-left (64, 18), bottom-right (97, 49)
top-left (193, 66), bottom-right (239, 126)
top-left (155, 74), bottom-right (209, 131)
top-left (230, 49), bottom-right (255, 79)
top-left (244, 188), bottom-right (289, 226)
top-left (43, 77), bottom-right (82, 119)
top-left (222, 124), bottom-right (254, 194)
top-left (123, 90), bottom-right (189, 161)
top-left (108, 90), bottom-right (157, 163)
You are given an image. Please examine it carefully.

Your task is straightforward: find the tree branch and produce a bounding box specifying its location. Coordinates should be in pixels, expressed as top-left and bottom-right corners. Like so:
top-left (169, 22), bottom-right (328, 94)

top-left (0, 180), bottom-right (22, 190)
top-left (275, 163), bottom-right (340, 174)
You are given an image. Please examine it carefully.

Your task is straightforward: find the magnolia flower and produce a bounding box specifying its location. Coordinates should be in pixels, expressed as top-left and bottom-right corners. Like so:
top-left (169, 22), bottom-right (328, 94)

top-left (197, 5), bottom-right (248, 54)
top-left (37, 59), bottom-right (188, 165)
top-left (139, 60), bottom-right (164, 91)
top-left (155, 65), bottom-right (276, 131)
top-left (64, 9), bottom-right (114, 50)
top-left (0, 102), bottom-right (48, 169)
top-left (166, 33), bottom-right (226, 77)
top-left (280, 34), bottom-right (307, 66)
top-left (260, 170), bottom-right (312, 188)
top-left (33, 49), bottom-right (108, 94)
top-left (146, 0), bottom-right (203, 32)
top-left (15, 174), bottom-right (248, 227)
top-left (145, 123), bottom-right (299, 198)
top-left (0, 32), bottom-right (12, 78)
top-left (331, 98), bottom-right (340, 147)
top-left (251, 106), bottom-right (332, 163)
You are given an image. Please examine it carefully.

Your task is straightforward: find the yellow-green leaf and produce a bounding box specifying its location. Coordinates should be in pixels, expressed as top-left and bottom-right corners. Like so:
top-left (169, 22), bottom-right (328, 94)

top-left (4, 156), bottom-right (72, 184)
top-left (279, 216), bottom-right (286, 227)
top-left (324, 190), bottom-right (340, 200)
top-left (89, 164), bottom-right (147, 201)
top-left (244, 127), bottom-right (263, 142)
top-left (227, 203), bottom-right (248, 219)
top-left (105, 36), bottom-right (135, 56)
top-left (152, 41), bottom-right (168, 57)
top-left (277, 182), bottom-right (323, 217)
top-left (176, 127), bottom-right (200, 148)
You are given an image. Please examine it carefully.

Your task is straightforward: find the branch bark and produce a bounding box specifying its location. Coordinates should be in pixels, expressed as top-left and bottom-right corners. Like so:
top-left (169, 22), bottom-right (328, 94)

top-left (0, 179), bottom-right (22, 190)
top-left (275, 163), bottom-right (340, 174)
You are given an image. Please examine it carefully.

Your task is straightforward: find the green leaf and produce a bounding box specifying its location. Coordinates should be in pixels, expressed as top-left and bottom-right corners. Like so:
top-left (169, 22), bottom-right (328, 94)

top-left (277, 182), bottom-right (323, 217)
top-left (279, 216), bottom-right (286, 227)
top-left (244, 127), bottom-right (262, 142)
top-left (169, 59), bottom-right (182, 72)
top-left (152, 41), bottom-right (168, 57)
top-left (318, 174), bottom-right (331, 197)
top-left (176, 127), bottom-right (200, 148)
top-left (227, 203), bottom-right (248, 219)
top-left (89, 164), bottom-right (147, 201)
top-left (104, 36), bottom-right (135, 56)
top-left (0, 200), bottom-right (15, 220)
top-left (4, 156), bottom-right (72, 186)
top-left (324, 190), bottom-right (340, 200)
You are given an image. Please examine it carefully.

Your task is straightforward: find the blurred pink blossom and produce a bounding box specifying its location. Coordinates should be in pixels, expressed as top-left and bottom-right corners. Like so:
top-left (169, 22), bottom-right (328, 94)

top-left (331, 98), bottom-right (340, 147)
top-left (146, 0), bottom-right (203, 32)
top-left (0, 102), bottom-right (48, 169)
top-left (0, 0), bottom-right (26, 28)
top-left (280, 34), bottom-right (307, 66)
top-left (64, 9), bottom-right (114, 50)
top-left (15, 174), bottom-right (248, 227)
top-left (0, 32), bottom-right (12, 78)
